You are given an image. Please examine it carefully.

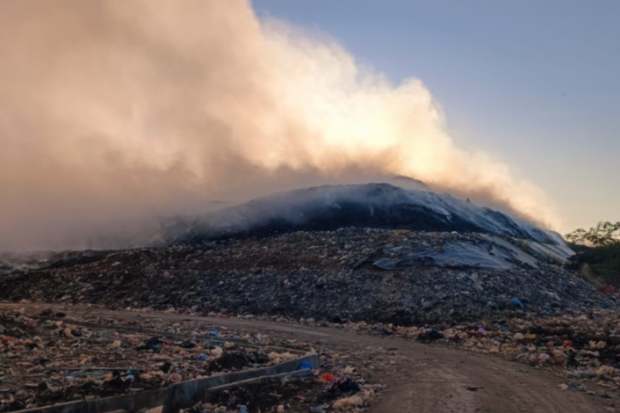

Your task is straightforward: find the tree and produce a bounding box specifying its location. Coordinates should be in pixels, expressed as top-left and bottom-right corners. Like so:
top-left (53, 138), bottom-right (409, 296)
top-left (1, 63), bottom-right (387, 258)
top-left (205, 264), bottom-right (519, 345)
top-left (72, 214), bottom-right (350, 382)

top-left (566, 221), bottom-right (620, 247)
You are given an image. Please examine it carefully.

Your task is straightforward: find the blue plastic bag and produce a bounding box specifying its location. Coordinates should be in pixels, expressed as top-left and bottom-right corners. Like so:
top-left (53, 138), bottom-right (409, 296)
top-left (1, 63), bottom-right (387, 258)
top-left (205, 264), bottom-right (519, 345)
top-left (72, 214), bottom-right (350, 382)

top-left (299, 361), bottom-right (314, 370)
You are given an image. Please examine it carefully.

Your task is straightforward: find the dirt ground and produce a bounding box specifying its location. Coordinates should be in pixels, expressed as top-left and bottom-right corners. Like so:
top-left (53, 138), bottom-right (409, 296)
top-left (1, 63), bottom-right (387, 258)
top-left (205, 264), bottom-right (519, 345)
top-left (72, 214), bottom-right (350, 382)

top-left (1, 302), bottom-right (617, 413)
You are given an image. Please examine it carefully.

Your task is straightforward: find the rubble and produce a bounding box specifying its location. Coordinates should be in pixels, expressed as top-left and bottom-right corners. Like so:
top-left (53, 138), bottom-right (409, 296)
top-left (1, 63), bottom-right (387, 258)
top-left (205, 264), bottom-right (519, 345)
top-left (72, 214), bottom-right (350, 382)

top-left (0, 229), bottom-right (615, 326)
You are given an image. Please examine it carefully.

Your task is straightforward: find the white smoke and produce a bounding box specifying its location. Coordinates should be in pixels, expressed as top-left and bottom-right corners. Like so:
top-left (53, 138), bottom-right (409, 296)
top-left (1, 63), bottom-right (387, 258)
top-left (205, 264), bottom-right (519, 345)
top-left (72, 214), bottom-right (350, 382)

top-left (0, 0), bottom-right (560, 251)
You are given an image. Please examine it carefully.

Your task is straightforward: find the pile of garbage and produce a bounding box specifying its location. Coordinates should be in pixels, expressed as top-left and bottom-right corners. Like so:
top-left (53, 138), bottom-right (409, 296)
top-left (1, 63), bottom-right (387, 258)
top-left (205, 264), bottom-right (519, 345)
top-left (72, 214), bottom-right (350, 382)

top-left (0, 309), bottom-right (312, 412)
top-left (167, 183), bottom-right (567, 246)
top-left (1, 229), bottom-right (615, 325)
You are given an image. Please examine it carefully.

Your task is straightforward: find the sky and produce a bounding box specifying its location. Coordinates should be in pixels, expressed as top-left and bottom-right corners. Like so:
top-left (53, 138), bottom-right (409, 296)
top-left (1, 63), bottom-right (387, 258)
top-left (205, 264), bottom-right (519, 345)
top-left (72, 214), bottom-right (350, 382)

top-left (253, 0), bottom-right (620, 233)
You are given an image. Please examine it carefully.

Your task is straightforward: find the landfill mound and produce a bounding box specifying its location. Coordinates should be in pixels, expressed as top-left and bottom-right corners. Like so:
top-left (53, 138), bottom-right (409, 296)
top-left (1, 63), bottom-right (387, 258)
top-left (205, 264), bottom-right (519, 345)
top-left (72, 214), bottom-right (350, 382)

top-left (166, 183), bottom-right (566, 246)
top-left (0, 182), bottom-right (568, 275)
top-left (0, 250), bottom-right (110, 276)
top-left (0, 229), bottom-right (615, 325)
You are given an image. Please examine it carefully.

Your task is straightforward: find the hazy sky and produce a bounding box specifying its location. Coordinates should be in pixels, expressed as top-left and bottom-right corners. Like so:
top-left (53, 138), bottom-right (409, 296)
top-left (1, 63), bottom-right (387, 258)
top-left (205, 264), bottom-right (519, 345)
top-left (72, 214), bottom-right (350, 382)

top-left (253, 0), bottom-right (619, 232)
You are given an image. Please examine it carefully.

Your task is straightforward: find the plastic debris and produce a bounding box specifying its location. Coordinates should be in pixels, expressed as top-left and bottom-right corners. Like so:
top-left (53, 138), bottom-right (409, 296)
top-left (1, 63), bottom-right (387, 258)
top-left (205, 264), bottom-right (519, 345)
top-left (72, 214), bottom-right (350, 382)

top-left (319, 373), bottom-right (337, 383)
top-left (332, 395), bottom-right (363, 409)
top-left (136, 336), bottom-right (163, 351)
top-left (511, 297), bottom-right (525, 309)
top-left (332, 378), bottom-right (361, 394)
top-left (571, 370), bottom-right (597, 379)
top-left (299, 361), bottom-right (313, 370)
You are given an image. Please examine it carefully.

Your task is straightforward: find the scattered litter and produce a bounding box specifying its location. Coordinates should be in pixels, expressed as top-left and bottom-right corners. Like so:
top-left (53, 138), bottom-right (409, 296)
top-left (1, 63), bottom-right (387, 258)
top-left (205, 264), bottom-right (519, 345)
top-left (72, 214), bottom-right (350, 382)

top-left (320, 373), bottom-right (337, 383)
top-left (511, 297), bottom-right (525, 310)
top-left (0, 309), bottom-right (328, 413)
top-left (332, 395), bottom-right (363, 409)
top-left (299, 361), bottom-right (314, 370)
top-left (332, 378), bottom-right (361, 394)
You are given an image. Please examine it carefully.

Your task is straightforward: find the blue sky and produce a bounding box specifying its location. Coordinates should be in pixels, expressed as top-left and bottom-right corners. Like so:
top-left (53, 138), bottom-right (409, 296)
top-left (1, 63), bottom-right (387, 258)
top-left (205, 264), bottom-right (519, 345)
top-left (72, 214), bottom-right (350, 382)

top-left (252, 0), bottom-right (619, 232)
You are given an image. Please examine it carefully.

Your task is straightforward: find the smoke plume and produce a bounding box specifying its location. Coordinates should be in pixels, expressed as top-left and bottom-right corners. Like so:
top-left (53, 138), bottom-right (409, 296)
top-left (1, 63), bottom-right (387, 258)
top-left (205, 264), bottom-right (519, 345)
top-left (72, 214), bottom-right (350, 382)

top-left (0, 0), bottom-right (560, 251)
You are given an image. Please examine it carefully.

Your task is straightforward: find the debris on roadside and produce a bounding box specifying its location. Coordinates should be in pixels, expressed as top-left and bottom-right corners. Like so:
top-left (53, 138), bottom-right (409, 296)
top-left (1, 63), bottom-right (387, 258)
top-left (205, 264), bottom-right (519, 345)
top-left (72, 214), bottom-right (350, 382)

top-left (343, 309), bottom-right (620, 396)
top-left (0, 309), bottom-right (356, 413)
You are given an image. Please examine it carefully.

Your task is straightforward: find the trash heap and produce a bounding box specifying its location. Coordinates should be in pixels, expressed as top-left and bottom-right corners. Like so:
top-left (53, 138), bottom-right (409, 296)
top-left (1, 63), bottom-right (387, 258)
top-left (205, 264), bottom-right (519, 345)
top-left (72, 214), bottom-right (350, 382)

top-left (1, 229), bottom-right (616, 325)
top-left (0, 309), bottom-right (316, 412)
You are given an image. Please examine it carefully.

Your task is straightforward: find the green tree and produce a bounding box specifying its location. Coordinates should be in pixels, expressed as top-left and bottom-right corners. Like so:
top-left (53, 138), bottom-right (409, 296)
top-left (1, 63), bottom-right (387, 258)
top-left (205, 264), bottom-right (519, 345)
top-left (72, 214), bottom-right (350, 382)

top-left (565, 221), bottom-right (620, 247)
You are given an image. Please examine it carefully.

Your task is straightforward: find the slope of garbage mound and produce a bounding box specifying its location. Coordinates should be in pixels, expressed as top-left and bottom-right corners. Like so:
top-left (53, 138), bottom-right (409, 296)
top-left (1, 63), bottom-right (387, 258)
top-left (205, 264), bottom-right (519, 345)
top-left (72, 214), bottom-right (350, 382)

top-left (169, 183), bottom-right (567, 248)
top-left (0, 229), bottom-right (613, 325)
top-left (0, 250), bottom-right (110, 276)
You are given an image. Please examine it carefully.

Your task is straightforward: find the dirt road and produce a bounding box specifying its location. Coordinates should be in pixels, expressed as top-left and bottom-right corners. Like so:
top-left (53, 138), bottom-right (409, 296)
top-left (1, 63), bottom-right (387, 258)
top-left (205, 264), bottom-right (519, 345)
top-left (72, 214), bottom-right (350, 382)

top-left (1, 303), bottom-right (614, 413)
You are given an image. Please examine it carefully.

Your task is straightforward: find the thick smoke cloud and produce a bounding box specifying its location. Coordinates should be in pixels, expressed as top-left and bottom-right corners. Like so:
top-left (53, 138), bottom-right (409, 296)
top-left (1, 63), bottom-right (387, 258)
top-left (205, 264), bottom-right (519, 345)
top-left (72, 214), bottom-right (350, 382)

top-left (0, 0), bottom-right (559, 251)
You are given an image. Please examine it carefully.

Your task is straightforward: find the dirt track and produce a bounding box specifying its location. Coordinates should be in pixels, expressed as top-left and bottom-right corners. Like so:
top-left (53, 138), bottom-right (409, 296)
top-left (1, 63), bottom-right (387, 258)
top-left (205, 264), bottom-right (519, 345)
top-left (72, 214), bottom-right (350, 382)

top-left (1, 303), bottom-right (614, 413)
